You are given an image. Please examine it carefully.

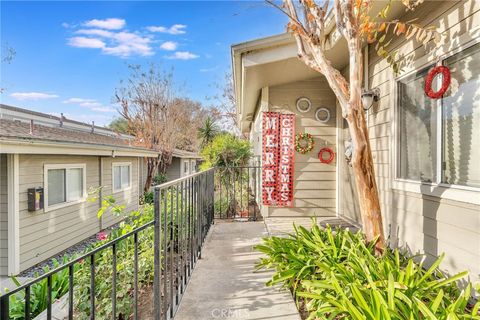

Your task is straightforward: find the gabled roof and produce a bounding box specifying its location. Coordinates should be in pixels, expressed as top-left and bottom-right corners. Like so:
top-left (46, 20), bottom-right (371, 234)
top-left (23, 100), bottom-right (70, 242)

top-left (231, 2), bottom-right (408, 134)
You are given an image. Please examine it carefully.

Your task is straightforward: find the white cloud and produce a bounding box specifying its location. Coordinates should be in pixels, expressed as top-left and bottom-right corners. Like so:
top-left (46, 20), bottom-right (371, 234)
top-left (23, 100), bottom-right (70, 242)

top-left (63, 98), bottom-right (95, 104)
top-left (68, 30), bottom-right (153, 57)
top-left (159, 41), bottom-right (178, 51)
top-left (167, 51), bottom-right (199, 60)
top-left (63, 97), bottom-right (115, 112)
top-left (147, 24), bottom-right (186, 35)
top-left (199, 66), bottom-right (218, 72)
top-left (10, 92), bottom-right (59, 101)
top-left (68, 37), bottom-right (105, 49)
top-left (83, 18), bottom-right (125, 30)
top-left (76, 29), bottom-right (114, 38)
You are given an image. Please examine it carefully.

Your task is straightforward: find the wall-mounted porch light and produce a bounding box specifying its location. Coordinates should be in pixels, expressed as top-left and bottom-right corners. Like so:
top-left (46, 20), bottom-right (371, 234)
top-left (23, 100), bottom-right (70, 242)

top-left (361, 88), bottom-right (380, 111)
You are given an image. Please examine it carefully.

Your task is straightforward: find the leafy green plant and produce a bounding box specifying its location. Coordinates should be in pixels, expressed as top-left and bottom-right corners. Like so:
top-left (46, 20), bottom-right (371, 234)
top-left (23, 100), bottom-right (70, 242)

top-left (6, 256), bottom-right (72, 320)
top-left (4, 187), bottom-right (188, 319)
top-left (256, 222), bottom-right (480, 319)
top-left (152, 173), bottom-right (167, 185)
top-left (141, 191), bottom-right (154, 204)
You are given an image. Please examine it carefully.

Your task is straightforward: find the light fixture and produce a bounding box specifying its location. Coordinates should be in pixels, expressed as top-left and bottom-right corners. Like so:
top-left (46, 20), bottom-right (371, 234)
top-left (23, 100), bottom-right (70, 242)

top-left (361, 88), bottom-right (380, 111)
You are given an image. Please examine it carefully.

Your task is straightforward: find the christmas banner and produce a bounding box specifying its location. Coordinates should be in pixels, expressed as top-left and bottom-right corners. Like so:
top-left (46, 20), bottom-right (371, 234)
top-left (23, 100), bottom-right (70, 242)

top-left (262, 112), bottom-right (295, 207)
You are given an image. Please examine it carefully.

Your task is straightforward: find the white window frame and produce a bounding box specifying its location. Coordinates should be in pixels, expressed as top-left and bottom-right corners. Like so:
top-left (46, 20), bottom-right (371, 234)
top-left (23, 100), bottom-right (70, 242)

top-left (183, 160), bottom-right (189, 175)
top-left (391, 37), bottom-right (480, 205)
top-left (44, 163), bottom-right (87, 212)
top-left (190, 160), bottom-right (196, 173)
top-left (112, 162), bottom-right (132, 193)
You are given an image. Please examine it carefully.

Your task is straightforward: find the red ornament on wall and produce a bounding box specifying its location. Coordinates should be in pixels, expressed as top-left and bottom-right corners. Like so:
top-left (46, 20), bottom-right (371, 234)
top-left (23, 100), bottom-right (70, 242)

top-left (424, 66), bottom-right (451, 99)
top-left (318, 147), bottom-right (335, 164)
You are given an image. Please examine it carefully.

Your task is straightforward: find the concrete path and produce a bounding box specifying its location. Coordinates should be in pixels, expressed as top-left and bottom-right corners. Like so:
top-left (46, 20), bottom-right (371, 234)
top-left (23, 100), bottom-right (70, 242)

top-left (174, 221), bottom-right (301, 320)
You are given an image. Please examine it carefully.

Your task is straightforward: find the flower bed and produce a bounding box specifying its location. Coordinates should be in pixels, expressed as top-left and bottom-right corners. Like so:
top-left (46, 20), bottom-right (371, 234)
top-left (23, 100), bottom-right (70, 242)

top-left (255, 222), bottom-right (480, 319)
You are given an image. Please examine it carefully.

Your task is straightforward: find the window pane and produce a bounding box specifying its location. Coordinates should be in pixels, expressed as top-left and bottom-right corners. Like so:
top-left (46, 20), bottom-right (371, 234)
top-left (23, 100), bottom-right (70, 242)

top-left (442, 43), bottom-right (480, 187)
top-left (67, 168), bottom-right (83, 201)
top-left (397, 68), bottom-right (437, 182)
top-left (48, 169), bottom-right (66, 205)
top-left (184, 161), bottom-right (189, 173)
top-left (114, 166), bottom-right (122, 190)
top-left (121, 165), bottom-right (130, 188)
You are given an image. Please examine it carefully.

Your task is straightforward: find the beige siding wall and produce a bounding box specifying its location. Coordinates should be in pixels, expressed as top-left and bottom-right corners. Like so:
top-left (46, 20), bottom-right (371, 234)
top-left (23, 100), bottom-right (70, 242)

top-left (18, 155), bottom-right (100, 270)
top-left (268, 77), bottom-right (338, 217)
top-left (341, 0), bottom-right (480, 284)
top-left (166, 157), bottom-right (181, 181)
top-left (17, 154), bottom-right (140, 272)
top-left (0, 154), bottom-right (8, 275)
top-left (101, 157), bottom-right (140, 228)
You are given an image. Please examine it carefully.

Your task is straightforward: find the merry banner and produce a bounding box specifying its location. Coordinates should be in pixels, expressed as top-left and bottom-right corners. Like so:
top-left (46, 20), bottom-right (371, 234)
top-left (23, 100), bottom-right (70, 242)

top-left (262, 112), bottom-right (295, 207)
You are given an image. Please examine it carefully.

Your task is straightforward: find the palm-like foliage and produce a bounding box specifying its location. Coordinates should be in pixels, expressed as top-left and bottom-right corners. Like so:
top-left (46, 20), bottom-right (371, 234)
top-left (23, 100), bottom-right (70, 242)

top-left (198, 116), bottom-right (219, 148)
top-left (256, 222), bottom-right (480, 320)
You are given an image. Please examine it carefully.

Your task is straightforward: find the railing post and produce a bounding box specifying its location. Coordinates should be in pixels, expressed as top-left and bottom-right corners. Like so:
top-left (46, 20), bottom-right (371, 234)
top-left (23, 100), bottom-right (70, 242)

top-left (153, 187), bottom-right (161, 320)
top-left (0, 294), bottom-right (9, 320)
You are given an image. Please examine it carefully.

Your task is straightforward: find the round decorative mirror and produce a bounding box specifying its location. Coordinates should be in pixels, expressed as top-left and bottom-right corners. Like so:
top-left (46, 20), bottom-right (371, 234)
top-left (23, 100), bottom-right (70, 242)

top-left (296, 97), bottom-right (311, 113)
top-left (315, 107), bottom-right (330, 123)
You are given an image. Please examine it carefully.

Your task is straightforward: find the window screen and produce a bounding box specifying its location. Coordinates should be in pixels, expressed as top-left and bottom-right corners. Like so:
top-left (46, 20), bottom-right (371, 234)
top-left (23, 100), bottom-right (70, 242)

top-left (397, 67), bottom-right (437, 182)
top-left (442, 42), bottom-right (480, 187)
top-left (48, 169), bottom-right (66, 206)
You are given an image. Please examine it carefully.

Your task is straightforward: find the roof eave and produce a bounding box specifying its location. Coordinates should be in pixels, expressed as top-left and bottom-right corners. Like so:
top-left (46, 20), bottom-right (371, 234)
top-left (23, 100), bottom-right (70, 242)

top-left (0, 137), bottom-right (158, 157)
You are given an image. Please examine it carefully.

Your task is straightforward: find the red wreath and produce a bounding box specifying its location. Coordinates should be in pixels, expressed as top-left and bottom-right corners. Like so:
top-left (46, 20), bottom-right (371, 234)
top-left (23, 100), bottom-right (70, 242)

top-left (318, 147), bottom-right (335, 164)
top-left (424, 66), bottom-right (451, 99)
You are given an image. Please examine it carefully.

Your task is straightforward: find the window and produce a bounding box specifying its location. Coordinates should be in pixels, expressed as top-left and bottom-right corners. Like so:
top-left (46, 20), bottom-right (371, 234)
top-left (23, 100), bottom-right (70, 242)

top-left (112, 162), bottom-right (131, 192)
top-left (45, 164), bottom-right (86, 209)
top-left (396, 42), bottom-right (480, 189)
top-left (441, 43), bottom-right (480, 188)
top-left (397, 68), bottom-right (437, 182)
top-left (190, 160), bottom-right (196, 173)
top-left (183, 161), bottom-right (189, 174)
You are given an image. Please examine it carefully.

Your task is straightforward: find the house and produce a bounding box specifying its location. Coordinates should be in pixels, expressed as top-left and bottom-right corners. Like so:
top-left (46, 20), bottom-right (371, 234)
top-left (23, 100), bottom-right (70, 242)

top-left (166, 149), bottom-right (201, 180)
top-left (232, 1), bottom-right (479, 287)
top-left (0, 104), bottom-right (157, 276)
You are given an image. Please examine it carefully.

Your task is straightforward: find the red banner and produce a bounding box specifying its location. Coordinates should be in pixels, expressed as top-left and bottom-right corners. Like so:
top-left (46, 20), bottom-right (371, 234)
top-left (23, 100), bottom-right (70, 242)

top-left (277, 114), bottom-right (295, 206)
top-left (262, 112), bottom-right (295, 207)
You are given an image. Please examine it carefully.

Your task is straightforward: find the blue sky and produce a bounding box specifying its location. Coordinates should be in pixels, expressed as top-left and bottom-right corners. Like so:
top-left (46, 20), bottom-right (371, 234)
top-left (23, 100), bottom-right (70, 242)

top-left (1, 1), bottom-right (287, 126)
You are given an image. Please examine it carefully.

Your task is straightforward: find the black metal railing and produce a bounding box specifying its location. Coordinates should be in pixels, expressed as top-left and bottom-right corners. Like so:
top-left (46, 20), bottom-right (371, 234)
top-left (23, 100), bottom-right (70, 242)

top-left (214, 166), bottom-right (261, 221)
top-left (0, 168), bottom-right (215, 320)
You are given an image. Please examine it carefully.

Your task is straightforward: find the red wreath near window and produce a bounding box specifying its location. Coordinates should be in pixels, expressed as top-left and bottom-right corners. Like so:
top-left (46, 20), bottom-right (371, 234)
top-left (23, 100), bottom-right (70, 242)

top-left (318, 147), bottom-right (335, 164)
top-left (424, 66), bottom-right (451, 99)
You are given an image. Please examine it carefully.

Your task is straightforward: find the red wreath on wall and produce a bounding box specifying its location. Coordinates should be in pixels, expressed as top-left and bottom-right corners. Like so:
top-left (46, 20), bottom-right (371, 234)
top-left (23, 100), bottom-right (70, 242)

top-left (318, 147), bottom-right (335, 164)
top-left (424, 66), bottom-right (451, 99)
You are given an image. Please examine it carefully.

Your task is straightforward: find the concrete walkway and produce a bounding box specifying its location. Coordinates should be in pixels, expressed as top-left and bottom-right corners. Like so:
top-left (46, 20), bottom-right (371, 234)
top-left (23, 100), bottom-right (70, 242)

top-left (174, 221), bottom-right (301, 320)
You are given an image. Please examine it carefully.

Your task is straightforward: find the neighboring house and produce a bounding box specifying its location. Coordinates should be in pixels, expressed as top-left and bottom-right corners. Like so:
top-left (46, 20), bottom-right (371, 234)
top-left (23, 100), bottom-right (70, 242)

top-left (232, 1), bottom-right (479, 286)
top-left (0, 104), bottom-right (157, 276)
top-left (166, 150), bottom-right (202, 181)
top-left (138, 150), bottom-right (201, 192)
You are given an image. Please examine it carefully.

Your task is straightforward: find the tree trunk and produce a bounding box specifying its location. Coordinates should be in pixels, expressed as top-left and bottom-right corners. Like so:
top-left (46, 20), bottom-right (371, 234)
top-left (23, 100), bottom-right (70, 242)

top-left (346, 100), bottom-right (385, 252)
top-left (157, 151), bottom-right (173, 175)
top-left (144, 157), bottom-right (158, 193)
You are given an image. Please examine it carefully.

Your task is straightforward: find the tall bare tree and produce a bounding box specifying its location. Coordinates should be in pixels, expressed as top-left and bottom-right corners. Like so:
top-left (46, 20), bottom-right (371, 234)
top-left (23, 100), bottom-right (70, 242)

top-left (271, 0), bottom-right (438, 251)
top-left (116, 64), bottom-right (180, 192)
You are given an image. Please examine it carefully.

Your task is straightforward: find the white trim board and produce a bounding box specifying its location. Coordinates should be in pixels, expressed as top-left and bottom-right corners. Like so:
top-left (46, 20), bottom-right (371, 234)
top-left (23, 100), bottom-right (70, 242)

top-left (7, 154), bottom-right (20, 275)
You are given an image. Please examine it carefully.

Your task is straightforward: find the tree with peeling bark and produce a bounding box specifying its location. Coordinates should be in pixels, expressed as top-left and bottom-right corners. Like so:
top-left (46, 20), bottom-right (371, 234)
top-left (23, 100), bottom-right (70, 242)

top-left (269, 0), bottom-right (439, 252)
top-left (116, 64), bottom-right (207, 192)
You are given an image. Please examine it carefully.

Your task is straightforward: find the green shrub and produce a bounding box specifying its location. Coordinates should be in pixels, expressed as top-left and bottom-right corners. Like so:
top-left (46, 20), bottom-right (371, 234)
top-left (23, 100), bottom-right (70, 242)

top-left (141, 191), bottom-right (154, 204)
top-left (5, 189), bottom-right (187, 319)
top-left (153, 173), bottom-right (167, 185)
top-left (200, 133), bottom-right (252, 170)
top-left (256, 222), bottom-right (480, 319)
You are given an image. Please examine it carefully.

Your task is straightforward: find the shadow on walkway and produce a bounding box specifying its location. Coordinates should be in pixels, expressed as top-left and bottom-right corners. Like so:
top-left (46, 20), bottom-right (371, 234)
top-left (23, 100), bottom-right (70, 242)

top-left (174, 221), bottom-right (301, 320)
